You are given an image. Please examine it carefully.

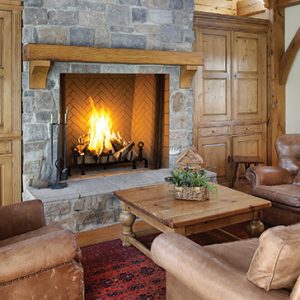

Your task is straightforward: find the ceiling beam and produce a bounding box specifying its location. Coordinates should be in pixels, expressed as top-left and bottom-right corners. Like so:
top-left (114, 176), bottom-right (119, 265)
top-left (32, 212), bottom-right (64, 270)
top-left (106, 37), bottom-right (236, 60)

top-left (280, 27), bottom-right (300, 84)
top-left (278, 0), bottom-right (300, 8)
top-left (236, 0), bottom-right (266, 16)
top-left (268, 0), bottom-right (286, 165)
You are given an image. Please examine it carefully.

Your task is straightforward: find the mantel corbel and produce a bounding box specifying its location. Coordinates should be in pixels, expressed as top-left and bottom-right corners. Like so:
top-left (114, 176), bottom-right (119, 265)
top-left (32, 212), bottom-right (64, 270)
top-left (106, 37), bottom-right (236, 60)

top-left (279, 27), bottom-right (300, 85)
top-left (23, 44), bottom-right (203, 90)
top-left (29, 60), bottom-right (51, 89)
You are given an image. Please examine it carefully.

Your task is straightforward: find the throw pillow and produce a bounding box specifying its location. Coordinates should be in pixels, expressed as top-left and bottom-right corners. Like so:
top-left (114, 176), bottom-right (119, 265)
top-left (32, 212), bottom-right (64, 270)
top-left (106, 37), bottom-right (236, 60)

top-left (247, 223), bottom-right (300, 291)
top-left (290, 275), bottom-right (300, 300)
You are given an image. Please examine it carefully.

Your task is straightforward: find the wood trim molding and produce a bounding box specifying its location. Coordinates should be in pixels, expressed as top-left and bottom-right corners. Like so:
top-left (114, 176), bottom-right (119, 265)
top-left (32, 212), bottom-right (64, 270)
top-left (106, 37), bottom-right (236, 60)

top-left (194, 11), bottom-right (269, 33)
top-left (0, 0), bottom-right (22, 10)
top-left (279, 27), bottom-right (300, 85)
top-left (23, 44), bottom-right (203, 89)
top-left (278, 0), bottom-right (300, 7)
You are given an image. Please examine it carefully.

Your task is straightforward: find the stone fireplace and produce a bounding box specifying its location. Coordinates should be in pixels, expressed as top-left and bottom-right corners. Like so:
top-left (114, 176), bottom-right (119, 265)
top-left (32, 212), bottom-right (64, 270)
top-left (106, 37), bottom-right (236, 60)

top-left (21, 0), bottom-right (211, 232)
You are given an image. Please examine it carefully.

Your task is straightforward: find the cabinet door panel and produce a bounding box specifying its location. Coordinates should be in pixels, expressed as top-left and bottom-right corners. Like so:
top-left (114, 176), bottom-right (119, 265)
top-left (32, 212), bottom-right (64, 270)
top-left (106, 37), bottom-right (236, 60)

top-left (203, 79), bottom-right (227, 115)
top-left (198, 136), bottom-right (231, 183)
top-left (199, 30), bottom-right (231, 123)
top-left (203, 33), bottom-right (228, 72)
top-left (232, 134), bottom-right (265, 161)
top-left (233, 32), bottom-right (266, 122)
top-left (0, 11), bottom-right (12, 134)
top-left (0, 155), bottom-right (13, 206)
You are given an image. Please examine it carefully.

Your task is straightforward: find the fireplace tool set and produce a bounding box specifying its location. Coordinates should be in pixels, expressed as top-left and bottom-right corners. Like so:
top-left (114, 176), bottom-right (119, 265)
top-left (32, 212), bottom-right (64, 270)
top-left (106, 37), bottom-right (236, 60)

top-left (49, 112), bottom-right (68, 189)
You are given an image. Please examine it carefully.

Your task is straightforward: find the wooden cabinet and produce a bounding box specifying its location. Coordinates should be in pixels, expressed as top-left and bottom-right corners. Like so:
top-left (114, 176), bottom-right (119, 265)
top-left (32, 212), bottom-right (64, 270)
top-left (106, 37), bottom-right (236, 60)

top-left (197, 135), bottom-right (231, 183)
top-left (194, 13), bottom-right (268, 185)
top-left (0, 1), bottom-right (22, 205)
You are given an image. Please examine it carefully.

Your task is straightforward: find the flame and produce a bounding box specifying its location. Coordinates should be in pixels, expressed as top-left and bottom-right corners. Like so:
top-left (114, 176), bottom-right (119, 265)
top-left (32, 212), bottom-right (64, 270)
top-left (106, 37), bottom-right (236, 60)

top-left (87, 97), bottom-right (119, 156)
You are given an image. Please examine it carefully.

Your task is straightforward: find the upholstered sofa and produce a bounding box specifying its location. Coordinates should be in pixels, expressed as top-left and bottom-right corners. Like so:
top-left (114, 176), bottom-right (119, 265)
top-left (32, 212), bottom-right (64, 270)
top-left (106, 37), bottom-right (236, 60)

top-left (152, 233), bottom-right (294, 300)
top-left (247, 134), bottom-right (300, 225)
top-left (0, 200), bottom-right (84, 299)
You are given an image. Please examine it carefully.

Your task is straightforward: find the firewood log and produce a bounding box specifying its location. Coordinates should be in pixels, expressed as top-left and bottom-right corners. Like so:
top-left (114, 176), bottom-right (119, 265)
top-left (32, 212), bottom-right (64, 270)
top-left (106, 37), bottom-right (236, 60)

top-left (111, 137), bottom-right (124, 152)
top-left (113, 142), bottom-right (135, 161)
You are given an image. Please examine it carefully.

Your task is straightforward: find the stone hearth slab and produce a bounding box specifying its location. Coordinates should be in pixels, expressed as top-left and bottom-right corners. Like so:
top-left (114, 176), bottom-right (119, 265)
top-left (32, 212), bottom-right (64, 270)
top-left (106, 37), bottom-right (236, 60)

top-left (25, 169), bottom-right (217, 232)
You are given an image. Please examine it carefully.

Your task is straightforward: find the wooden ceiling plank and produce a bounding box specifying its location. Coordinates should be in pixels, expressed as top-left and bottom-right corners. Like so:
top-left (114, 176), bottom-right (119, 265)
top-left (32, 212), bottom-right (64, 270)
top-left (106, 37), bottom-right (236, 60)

top-left (237, 0), bottom-right (266, 16)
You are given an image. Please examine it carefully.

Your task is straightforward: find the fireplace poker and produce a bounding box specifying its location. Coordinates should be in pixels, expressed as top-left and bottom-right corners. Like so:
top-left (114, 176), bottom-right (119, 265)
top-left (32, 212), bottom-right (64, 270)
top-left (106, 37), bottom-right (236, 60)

top-left (49, 114), bottom-right (54, 181)
top-left (49, 113), bottom-right (67, 190)
top-left (61, 109), bottom-right (69, 181)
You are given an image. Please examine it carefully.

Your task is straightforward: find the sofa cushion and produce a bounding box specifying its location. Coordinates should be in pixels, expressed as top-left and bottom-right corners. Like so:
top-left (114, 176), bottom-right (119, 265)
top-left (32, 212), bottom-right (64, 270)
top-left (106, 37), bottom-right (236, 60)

top-left (247, 223), bottom-right (300, 291)
top-left (205, 238), bottom-right (259, 274)
top-left (253, 184), bottom-right (300, 207)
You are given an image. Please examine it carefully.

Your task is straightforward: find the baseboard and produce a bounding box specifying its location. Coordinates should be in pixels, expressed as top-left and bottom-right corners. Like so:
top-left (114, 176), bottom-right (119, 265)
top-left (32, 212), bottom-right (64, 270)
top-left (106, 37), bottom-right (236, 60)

top-left (76, 220), bottom-right (158, 247)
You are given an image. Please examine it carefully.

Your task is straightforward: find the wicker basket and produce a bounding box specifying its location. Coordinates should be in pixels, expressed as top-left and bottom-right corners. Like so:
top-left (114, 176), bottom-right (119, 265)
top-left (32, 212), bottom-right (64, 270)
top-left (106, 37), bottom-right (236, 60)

top-left (174, 186), bottom-right (209, 201)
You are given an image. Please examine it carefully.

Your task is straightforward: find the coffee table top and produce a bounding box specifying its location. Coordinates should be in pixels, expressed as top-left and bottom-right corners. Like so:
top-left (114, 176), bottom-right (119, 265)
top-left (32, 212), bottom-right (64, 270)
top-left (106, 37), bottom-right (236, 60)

top-left (114, 183), bottom-right (271, 228)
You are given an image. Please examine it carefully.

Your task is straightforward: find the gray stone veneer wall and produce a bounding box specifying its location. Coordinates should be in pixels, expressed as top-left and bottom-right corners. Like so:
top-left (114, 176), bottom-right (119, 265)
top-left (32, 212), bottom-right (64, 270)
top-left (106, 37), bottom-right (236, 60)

top-left (22, 0), bottom-right (196, 189)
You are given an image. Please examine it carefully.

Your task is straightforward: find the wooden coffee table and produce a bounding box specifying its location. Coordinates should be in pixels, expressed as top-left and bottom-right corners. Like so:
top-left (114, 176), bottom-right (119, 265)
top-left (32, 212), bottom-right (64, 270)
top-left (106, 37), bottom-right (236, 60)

top-left (114, 183), bottom-right (271, 258)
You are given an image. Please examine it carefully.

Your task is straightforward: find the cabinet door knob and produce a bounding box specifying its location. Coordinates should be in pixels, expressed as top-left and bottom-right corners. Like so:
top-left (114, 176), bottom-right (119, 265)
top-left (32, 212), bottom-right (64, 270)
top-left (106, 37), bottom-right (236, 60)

top-left (212, 129), bottom-right (216, 133)
top-left (228, 155), bottom-right (231, 163)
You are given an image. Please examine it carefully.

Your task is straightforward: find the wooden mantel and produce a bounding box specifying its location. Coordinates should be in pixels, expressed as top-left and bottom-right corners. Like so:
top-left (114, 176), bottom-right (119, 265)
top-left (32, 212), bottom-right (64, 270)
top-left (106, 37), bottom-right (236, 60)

top-left (23, 44), bottom-right (203, 89)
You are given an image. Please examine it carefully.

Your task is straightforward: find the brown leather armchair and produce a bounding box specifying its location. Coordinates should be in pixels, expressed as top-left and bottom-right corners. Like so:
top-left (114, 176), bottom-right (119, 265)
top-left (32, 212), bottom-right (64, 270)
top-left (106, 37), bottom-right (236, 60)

top-left (0, 200), bottom-right (84, 299)
top-left (247, 134), bottom-right (300, 225)
top-left (152, 233), bottom-right (291, 300)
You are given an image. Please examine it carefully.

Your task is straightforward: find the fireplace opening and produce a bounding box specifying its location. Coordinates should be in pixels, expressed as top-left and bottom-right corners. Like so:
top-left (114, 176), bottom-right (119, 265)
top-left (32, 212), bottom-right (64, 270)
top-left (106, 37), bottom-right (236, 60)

top-left (60, 73), bottom-right (169, 176)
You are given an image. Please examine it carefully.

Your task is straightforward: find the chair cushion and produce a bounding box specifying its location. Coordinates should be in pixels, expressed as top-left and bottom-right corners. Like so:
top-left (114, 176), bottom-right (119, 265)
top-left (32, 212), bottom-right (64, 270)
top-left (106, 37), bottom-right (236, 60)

top-left (253, 184), bottom-right (300, 207)
top-left (247, 223), bottom-right (300, 291)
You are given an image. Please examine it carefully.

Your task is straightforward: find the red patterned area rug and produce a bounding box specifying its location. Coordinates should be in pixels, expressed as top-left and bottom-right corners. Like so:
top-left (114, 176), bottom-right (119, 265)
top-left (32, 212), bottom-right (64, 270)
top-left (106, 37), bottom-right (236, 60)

top-left (81, 238), bottom-right (165, 300)
top-left (81, 223), bottom-right (250, 300)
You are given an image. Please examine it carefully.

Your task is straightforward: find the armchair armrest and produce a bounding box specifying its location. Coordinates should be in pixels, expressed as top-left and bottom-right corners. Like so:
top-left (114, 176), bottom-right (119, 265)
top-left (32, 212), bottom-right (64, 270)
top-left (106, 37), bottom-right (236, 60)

top-left (0, 200), bottom-right (46, 240)
top-left (151, 233), bottom-right (280, 300)
top-left (246, 166), bottom-right (294, 187)
top-left (0, 229), bottom-right (78, 284)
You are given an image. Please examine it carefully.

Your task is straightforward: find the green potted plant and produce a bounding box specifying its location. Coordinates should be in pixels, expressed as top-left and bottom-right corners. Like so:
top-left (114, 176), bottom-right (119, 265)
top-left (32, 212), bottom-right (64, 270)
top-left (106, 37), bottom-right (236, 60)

top-left (165, 168), bottom-right (216, 201)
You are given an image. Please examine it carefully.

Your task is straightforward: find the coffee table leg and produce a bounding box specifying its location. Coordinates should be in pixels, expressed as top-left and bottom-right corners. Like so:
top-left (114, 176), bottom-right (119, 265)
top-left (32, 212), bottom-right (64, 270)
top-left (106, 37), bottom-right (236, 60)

top-left (119, 202), bottom-right (136, 247)
top-left (246, 220), bottom-right (265, 237)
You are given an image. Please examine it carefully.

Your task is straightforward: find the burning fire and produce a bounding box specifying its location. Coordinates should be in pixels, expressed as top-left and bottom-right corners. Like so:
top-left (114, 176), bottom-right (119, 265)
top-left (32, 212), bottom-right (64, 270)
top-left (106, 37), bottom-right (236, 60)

top-left (87, 97), bottom-right (121, 156)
